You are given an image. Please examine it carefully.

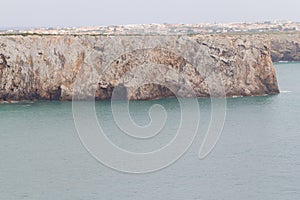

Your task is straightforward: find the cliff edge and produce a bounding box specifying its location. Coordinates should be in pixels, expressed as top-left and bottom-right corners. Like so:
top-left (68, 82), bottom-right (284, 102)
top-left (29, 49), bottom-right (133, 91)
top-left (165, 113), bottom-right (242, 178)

top-left (269, 33), bottom-right (300, 62)
top-left (0, 34), bottom-right (279, 101)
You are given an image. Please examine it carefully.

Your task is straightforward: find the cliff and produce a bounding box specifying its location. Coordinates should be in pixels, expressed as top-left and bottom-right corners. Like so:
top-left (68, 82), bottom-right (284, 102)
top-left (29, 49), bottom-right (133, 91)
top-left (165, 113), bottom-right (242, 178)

top-left (268, 33), bottom-right (300, 62)
top-left (0, 34), bottom-right (279, 101)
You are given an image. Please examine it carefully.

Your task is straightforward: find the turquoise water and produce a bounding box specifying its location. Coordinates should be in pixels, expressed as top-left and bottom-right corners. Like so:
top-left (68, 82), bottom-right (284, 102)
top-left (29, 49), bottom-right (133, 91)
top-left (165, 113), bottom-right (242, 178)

top-left (0, 63), bottom-right (299, 200)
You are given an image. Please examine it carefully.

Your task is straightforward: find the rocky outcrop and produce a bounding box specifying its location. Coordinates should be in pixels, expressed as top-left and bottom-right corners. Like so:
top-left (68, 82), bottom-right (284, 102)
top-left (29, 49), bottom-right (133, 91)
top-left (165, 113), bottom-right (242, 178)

top-left (268, 32), bottom-right (300, 62)
top-left (0, 34), bottom-right (279, 101)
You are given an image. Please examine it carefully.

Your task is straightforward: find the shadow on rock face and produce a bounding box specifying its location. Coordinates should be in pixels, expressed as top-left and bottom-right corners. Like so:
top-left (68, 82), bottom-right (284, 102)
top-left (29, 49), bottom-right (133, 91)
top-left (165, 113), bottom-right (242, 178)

top-left (111, 84), bottom-right (128, 100)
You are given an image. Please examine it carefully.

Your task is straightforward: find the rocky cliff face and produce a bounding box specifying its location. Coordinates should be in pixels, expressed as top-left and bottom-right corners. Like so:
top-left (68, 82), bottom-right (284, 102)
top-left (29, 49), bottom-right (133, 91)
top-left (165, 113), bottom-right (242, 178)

top-left (0, 34), bottom-right (279, 101)
top-left (268, 33), bottom-right (300, 62)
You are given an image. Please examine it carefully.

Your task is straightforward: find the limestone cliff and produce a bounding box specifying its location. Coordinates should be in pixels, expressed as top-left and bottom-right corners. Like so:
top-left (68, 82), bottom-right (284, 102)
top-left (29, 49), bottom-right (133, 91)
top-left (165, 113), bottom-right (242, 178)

top-left (0, 34), bottom-right (279, 101)
top-left (268, 33), bottom-right (300, 62)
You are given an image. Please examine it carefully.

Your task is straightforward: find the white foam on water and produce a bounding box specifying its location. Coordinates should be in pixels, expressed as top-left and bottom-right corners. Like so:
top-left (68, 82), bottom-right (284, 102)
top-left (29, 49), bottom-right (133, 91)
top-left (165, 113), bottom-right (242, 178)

top-left (281, 90), bottom-right (292, 93)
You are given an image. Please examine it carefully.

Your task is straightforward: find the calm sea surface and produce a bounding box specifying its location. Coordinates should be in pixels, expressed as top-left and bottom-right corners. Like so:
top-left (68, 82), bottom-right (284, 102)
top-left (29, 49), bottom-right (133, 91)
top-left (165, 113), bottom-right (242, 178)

top-left (0, 62), bottom-right (299, 200)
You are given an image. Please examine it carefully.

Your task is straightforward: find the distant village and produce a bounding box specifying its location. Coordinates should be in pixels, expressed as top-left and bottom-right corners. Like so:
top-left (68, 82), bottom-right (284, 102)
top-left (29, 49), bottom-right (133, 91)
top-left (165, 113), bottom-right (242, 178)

top-left (1, 20), bottom-right (299, 35)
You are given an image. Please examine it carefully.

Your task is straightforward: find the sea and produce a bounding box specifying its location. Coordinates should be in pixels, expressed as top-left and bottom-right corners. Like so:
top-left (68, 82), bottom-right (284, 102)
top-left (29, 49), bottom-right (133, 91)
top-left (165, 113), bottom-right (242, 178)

top-left (0, 62), bottom-right (299, 200)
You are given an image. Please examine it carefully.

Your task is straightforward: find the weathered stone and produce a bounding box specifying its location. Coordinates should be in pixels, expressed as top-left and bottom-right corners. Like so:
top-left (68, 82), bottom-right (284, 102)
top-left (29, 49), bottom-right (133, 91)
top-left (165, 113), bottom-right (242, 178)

top-left (0, 34), bottom-right (279, 101)
top-left (268, 33), bottom-right (300, 62)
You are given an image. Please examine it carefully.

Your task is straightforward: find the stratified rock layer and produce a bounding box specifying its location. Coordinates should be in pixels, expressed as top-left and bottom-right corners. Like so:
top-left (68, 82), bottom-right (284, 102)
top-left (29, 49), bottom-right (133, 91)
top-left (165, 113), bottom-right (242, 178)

top-left (0, 34), bottom-right (279, 101)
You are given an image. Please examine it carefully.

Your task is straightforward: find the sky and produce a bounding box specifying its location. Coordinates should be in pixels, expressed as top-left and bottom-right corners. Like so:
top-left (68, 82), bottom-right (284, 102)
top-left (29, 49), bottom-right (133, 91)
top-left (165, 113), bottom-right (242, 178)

top-left (1, 0), bottom-right (300, 28)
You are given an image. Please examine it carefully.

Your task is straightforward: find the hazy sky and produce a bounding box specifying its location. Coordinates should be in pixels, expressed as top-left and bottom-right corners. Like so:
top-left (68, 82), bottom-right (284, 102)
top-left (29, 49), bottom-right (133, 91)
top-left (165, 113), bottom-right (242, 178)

top-left (1, 0), bottom-right (299, 28)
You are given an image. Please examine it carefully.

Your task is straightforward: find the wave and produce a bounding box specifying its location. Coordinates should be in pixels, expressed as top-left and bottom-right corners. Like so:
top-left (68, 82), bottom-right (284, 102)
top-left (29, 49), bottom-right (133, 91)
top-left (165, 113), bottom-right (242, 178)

top-left (281, 90), bottom-right (292, 93)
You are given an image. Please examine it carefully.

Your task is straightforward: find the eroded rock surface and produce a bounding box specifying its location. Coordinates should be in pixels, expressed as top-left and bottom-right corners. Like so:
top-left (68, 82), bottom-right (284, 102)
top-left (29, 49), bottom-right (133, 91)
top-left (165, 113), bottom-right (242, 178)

top-left (268, 33), bottom-right (300, 62)
top-left (0, 34), bottom-right (279, 101)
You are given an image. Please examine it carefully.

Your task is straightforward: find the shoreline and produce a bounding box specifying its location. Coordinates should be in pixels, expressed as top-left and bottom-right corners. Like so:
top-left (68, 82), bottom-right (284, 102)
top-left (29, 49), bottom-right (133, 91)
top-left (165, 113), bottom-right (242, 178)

top-left (0, 93), bottom-right (281, 104)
